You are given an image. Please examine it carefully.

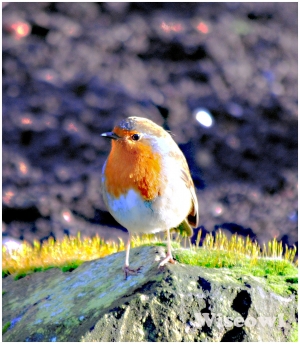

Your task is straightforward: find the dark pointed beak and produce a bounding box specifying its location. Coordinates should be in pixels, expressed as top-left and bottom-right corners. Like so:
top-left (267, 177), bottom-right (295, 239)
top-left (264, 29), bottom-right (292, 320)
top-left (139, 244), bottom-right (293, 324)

top-left (101, 132), bottom-right (120, 140)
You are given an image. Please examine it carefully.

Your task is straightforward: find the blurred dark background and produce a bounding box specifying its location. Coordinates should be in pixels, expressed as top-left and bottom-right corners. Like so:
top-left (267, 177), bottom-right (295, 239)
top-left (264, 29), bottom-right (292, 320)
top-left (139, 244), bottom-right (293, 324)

top-left (2, 3), bottom-right (298, 249)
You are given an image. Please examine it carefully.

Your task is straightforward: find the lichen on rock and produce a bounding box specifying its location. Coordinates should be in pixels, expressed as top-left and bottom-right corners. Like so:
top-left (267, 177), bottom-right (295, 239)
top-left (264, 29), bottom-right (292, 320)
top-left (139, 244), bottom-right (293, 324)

top-left (2, 246), bottom-right (297, 342)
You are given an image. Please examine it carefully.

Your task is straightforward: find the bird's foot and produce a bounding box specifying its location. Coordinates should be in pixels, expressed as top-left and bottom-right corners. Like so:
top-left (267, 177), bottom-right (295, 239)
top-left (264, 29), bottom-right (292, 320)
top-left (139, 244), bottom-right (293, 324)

top-left (158, 253), bottom-right (176, 269)
top-left (123, 265), bottom-right (143, 280)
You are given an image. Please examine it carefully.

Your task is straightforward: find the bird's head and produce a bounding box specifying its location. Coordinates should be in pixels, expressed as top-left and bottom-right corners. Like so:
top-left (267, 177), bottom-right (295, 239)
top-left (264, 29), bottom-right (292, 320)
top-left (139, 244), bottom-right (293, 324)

top-left (101, 117), bottom-right (171, 154)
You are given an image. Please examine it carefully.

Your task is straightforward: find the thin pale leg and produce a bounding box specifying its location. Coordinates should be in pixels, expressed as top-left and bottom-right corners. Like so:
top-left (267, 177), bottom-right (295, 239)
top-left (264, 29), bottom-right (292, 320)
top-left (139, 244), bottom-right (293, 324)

top-left (124, 234), bottom-right (131, 267)
top-left (158, 228), bottom-right (175, 267)
top-left (122, 233), bottom-right (143, 279)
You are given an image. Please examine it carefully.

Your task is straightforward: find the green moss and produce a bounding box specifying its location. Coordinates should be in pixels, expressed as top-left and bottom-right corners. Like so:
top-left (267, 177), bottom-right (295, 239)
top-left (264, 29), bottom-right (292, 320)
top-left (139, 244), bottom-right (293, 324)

top-left (263, 274), bottom-right (297, 296)
top-left (2, 321), bottom-right (11, 334)
top-left (13, 263), bottom-right (82, 279)
top-left (2, 270), bottom-right (10, 278)
top-left (14, 272), bottom-right (29, 280)
top-left (63, 316), bottom-right (80, 328)
top-left (290, 322), bottom-right (298, 342)
top-left (61, 261), bottom-right (81, 272)
top-left (285, 277), bottom-right (298, 284)
top-left (2, 233), bottom-right (125, 278)
top-left (173, 247), bottom-right (297, 277)
top-left (173, 248), bottom-right (297, 296)
top-left (2, 230), bottom-right (297, 282)
top-left (288, 286), bottom-right (298, 294)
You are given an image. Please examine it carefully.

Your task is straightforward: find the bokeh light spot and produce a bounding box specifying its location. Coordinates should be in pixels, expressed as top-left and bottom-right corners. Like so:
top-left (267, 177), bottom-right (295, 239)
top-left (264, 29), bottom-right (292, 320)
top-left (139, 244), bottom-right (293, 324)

top-left (195, 108), bottom-right (214, 128)
top-left (62, 210), bottom-right (73, 223)
top-left (67, 122), bottom-right (78, 132)
top-left (45, 73), bottom-right (54, 81)
top-left (10, 21), bottom-right (31, 39)
top-left (19, 162), bottom-right (28, 174)
top-left (211, 203), bottom-right (224, 217)
top-left (21, 117), bottom-right (32, 125)
top-left (197, 22), bottom-right (209, 34)
top-left (3, 191), bottom-right (15, 205)
top-left (160, 21), bottom-right (183, 33)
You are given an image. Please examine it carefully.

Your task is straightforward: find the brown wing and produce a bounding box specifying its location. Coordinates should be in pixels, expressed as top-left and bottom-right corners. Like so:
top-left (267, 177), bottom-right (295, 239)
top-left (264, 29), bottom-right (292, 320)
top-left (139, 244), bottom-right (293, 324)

top-left (180, 159), bottom-right (199, 228)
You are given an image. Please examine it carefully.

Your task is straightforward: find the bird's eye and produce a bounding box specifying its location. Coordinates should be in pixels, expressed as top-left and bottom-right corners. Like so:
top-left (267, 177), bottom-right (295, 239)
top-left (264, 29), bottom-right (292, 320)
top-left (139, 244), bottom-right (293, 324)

top-left (131, 134), bottom-right (140, 141)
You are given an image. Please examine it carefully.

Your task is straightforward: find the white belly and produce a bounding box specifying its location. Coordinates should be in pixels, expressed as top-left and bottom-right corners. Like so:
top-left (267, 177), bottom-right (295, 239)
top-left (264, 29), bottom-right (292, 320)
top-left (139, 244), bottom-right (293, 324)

top-left (103, 184), bottom-right (191, 234)
top-left (101, 148), bottom-right (193, 234)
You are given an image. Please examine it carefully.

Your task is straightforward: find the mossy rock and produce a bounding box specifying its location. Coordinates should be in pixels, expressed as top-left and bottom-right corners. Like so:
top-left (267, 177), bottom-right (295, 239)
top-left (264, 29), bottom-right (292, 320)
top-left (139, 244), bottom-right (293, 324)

top-left (2, 246), bottom-right (297, 342)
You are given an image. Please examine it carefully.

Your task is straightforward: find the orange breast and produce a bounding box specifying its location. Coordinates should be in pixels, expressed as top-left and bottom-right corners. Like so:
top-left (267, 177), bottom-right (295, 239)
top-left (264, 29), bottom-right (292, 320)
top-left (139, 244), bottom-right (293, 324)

top-left (104, 139), bottom-right (162, 201)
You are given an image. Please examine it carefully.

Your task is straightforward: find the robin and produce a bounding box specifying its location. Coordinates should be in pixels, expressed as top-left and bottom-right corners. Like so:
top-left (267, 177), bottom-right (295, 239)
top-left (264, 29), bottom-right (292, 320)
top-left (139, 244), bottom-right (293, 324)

top-left (101, 117), bottom-right (198, 279)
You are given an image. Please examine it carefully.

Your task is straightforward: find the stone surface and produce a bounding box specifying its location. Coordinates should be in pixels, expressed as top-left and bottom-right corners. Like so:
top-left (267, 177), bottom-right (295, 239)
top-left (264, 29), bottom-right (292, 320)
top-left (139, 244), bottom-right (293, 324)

top-left (2, 246), bottom-right (297, 342)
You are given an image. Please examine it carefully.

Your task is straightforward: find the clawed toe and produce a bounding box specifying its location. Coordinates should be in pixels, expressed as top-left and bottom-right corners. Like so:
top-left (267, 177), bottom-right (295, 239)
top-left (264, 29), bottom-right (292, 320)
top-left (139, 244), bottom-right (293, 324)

top-left (158, 254), bottom-right (176, 269)
top-left (123, 265), bottom-right (143, 280)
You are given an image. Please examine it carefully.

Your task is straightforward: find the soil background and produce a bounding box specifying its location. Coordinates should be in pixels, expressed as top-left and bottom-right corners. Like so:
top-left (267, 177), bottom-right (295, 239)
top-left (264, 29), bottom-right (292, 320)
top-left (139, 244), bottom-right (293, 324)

top-left (2, 3), bottom-right (298, 249)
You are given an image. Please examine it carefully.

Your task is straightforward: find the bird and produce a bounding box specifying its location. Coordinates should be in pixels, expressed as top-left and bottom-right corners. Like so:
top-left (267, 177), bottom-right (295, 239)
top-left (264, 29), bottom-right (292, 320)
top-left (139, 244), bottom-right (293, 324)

top-left (101, 116), bottom-right (199, 279)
